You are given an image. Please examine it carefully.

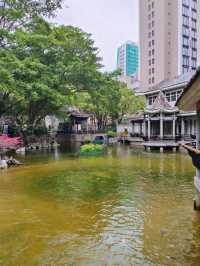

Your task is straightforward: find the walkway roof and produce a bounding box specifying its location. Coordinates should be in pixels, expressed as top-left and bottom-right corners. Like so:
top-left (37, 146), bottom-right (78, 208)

top-left (177, 67), bottom-right (200, 112)
top-left (139, 72), bottom-right (194, 95)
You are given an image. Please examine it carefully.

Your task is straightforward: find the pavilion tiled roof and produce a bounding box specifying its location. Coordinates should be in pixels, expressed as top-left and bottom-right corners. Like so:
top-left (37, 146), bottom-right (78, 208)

top-left (140, 71), bottom-right (195, 94)
top-left (69, 110), bottom-right (90, 119)
top-left (131, 111), bottom-right (145, 121)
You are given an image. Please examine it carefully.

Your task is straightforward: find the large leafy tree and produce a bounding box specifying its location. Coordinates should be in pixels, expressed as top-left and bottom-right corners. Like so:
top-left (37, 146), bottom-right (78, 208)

top-left (0, 17), bottom-right (101, 136)
top-left (0, 0), bottom-right (143, 140)
top-left (71, 73), bottom-right (145, 130)
top-left (0, 0), bottom-right (63, 47)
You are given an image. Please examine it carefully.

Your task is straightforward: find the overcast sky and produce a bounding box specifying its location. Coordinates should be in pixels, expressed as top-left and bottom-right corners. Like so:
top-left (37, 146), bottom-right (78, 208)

top-left (53, 0), bottom-right (139, 71)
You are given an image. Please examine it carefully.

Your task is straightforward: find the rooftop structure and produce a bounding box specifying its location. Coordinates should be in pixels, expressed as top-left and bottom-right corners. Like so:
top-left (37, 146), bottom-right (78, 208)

top-left (117, 41), bottom-right (139, 77)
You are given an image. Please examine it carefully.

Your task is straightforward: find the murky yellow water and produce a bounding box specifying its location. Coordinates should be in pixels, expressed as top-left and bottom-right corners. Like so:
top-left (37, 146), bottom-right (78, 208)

top-left (0, 146), bottom-right (200, 266)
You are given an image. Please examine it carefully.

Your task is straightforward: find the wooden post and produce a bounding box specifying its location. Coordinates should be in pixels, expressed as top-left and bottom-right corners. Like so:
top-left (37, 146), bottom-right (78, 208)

top-left (148, 119), bottom-right (151, 140)
top-left (181, 118), bottom-right (185, 139)
top-left (160, 113), bottom-right (163, 140)
top-left (143, 120), bottom-right (146, 138)
top-left (173, 115), bottom-right (176, 140)
top-left (195, 101), bottom-right (200, 210)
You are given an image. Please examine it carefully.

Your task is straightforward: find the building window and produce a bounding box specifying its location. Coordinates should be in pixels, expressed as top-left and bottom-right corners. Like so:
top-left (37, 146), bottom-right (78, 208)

top-left (183, 36), bottom-right (189, 46)
top-left (182, 47), bottom-right (189, 56)
top-left (183, 15), bottom-right (189, 27)
top-left (191, 18), bottom-right (197, 29)
top-left (191, 38), bottom-right (197, 49)
top-left (192, 49), bottom-right (197, 58)
top-left (183, 66), bottom-right (189, 73)
top-left (183, 55), bottom-right (189, 66)
top-left (165, 90), bottom-right (183, 103)
top-left (192, 58), bottom-right (197, 69)
top-left (192, 9), bottom-right (197, 20)
top-left (182, 5), bottom-right (189, 16)
top-left (148, 95), bottom-right (157, 106)
top-left (182, 0), bottom-right (189, 6)
top-left (183, 25), bottom-right (189, 36)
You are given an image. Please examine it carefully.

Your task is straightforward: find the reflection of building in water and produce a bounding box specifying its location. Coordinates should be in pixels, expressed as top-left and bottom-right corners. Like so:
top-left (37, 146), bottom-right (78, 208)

top-left (159, 155), bottom-right (164, 175)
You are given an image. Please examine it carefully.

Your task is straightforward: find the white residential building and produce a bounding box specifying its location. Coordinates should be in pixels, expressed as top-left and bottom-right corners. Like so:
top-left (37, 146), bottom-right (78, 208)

top-left (139, 0), bottom-right (199, 90)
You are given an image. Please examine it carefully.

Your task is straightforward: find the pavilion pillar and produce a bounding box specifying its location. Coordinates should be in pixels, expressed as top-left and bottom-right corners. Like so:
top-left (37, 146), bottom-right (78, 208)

top-left (195, 107), bottom-right (200, 210)
top-left (160, 113), bottom-right (163, 140)
top-left (193, 119), bottom-right (195, 135)
top-left (173, 115), bottom-right (176, 140)
top-left (140, 122), bottom-right (142, 136)
top-left (148, 118), bottom-right (151, 140)
top-left (143, 120), bottom-right (146, 137)
top-left (181, 118), bottom-right (185, 139)
top-left (132, 121), bottom-right (135, 135)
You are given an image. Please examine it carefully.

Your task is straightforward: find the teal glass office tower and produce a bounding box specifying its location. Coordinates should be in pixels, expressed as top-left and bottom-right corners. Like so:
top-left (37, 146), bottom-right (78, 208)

top-left (117, 41), bottom-right (139, 77)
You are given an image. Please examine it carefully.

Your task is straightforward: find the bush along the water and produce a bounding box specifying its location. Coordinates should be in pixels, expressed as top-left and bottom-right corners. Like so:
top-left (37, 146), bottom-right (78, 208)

top-left (80, 144), bottom-right (104, 156)
top-left (107, 130), bottom-right (117, 138)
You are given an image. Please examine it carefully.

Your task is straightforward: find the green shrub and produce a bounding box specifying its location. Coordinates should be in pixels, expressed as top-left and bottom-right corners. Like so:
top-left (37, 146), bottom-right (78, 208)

top-left (107, 130), bottom-right (117, 138)
top-left (80, 144), bottom-right (103, 153)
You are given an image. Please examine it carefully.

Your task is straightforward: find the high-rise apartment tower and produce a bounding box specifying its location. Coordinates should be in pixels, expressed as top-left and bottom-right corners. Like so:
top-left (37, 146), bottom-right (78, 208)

top-left (139, 0), bottom-right (198, 90)
top-left (117, 41), bottom-right (139, 76)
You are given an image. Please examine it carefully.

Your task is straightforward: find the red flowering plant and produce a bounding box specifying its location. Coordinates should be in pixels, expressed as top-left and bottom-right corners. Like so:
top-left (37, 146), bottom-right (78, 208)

top-left (0, 134), bottom-right (22, 151)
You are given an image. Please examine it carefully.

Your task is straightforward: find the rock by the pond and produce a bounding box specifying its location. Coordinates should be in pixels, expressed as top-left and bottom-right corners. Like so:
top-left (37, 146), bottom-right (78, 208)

top-left (6, 158), bottom-right (23, 167)
top-left (16, 147), bottom-right (26, 154)
top-left (0, 160), bottom-right (8, 169)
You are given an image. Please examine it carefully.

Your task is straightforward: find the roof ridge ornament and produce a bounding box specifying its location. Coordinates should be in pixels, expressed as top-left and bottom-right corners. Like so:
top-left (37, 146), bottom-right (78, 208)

top-left (146, 91), bottom-right (178, 114)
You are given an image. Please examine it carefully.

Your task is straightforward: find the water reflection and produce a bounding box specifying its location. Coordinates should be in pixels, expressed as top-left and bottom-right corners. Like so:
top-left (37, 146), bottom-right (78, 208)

top-left (0, 146), bottom-right (199, 265)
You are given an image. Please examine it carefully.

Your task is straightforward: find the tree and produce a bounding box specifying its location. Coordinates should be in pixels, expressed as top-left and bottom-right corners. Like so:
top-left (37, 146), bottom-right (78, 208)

top-left (0, 0), bottom-right (63, 47)
top-left (118, 84), bottom-right (145, 123)
top-left (72, 72), bottom-right (145, 130)
top-left (0, 18), bottom-right (101, 139)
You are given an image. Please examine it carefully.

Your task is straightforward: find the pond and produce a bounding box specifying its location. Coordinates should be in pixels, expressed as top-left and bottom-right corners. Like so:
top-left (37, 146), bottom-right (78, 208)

top-left (0, 145), bottom-right (200, 266)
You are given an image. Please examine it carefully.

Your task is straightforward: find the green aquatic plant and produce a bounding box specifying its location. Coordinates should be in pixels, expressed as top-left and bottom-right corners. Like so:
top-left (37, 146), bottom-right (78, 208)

top-left (80, 144), bottom-right (104, 156)
top-left (106, 130), bottom-right (117, 138)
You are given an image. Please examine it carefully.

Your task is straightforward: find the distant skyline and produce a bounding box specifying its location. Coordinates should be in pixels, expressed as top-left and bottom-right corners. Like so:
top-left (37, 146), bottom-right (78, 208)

top-left (53, 0), bottom-right (139, 71)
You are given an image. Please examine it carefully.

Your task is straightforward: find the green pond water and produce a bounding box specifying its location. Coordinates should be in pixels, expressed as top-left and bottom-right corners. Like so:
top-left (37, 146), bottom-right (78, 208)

top-left (0, 145), bottom-right (200, 266)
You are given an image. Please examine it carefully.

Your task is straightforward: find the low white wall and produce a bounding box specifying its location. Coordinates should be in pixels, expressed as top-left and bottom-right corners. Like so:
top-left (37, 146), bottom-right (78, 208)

top-left (117, 124), bottom-right (133, 135)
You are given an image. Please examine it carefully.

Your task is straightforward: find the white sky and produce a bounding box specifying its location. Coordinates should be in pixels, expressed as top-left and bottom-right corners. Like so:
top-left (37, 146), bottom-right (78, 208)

top-left (53, 0), bottom-right (139, 71)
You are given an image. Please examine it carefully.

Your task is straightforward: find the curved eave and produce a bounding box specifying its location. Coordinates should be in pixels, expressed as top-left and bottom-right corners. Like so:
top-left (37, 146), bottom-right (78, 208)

top-left (145, 108), bottom-right (179, 114)
top-left (177, 68), bottom-right (200, 111)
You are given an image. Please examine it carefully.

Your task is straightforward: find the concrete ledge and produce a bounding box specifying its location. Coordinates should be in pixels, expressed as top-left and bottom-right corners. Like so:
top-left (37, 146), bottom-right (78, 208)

top-left (143, 141), bottom-right (179, 148)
